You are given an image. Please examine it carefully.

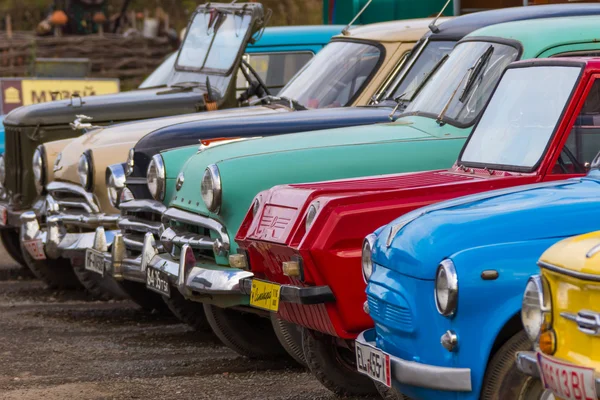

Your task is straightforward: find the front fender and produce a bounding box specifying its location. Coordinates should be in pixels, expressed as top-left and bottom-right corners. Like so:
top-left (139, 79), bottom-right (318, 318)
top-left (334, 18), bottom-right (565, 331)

top-left (449, 237), bottom-right (569, 398)
top-left (43, 137), bottom-right (75, 184)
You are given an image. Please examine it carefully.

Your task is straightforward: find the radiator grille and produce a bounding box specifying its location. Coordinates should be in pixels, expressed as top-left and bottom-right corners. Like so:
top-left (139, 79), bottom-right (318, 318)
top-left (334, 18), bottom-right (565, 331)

top-left (368, 295), bottom-right (413, 333)
top-left (4, 126), bottom-right (23, 195)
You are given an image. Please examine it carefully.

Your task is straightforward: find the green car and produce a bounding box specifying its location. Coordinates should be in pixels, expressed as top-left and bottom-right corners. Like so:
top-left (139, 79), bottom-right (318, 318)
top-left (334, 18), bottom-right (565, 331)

top-left (120, 15), bottom-right (600, 357)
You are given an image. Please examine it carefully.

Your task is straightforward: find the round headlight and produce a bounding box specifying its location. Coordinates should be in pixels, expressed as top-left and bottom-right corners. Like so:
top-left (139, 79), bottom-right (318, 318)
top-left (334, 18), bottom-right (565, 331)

top-left (32, 146), bottom-right (45, 192)
top-left (147, 154), bottom-right (166, 201)
top-left (106, 163), bottom-right (127, 207)
top-left (435, 259), bottom-right (458, 317)
top-left (522, 275), bottom-right (552, 342)
top-left (362, 234), bottom-right (376, 283)
top-left (77, 153), bottom-right (93, 190)
top-left (0, 154), bottom-right (6, 186)
top-left (305, 202), bottom-right (320, 231)
top-left (125, 148), bottom-right (135, 176)
top-left (201, 164), bottom-right (222, 213)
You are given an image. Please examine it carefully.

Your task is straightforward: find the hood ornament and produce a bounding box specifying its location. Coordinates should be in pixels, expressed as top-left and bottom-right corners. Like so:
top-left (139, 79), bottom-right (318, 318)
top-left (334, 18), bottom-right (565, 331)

top-left (70, 115), bottom-right (97, 132)
top-left (53, 153), bottom-right (63, 172)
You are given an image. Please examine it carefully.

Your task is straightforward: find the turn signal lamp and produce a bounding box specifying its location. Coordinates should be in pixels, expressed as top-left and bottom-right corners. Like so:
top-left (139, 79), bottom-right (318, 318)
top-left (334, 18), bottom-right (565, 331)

top-left (229, 254), bottom-right (248, 269)
top-left (282, 260), bottom-right (302, 278)
top-left (539, 330), bottom-right (556, 355)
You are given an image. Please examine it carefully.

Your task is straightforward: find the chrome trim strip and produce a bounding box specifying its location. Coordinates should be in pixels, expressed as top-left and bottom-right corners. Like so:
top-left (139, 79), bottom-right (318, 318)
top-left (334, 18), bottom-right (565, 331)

top-left (119, 199), bottom-right (167, 214)
top-left (355, 330), bottom-right (472, 392)
top-left (118, 217), bottom-right (162, 234)
top-left (46, 181), bottom-right (99, 213)
top-left (538, 261), bottom-right (600, 282)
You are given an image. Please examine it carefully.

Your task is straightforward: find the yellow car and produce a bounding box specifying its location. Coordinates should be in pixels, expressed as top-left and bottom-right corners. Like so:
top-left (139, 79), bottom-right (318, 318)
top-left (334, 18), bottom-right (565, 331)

top-left (518, 232), bottom-right (600, 400)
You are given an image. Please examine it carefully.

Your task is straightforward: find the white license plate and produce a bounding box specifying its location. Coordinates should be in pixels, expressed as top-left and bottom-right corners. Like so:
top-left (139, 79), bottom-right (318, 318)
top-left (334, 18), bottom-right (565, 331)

top-left (85, 248), bottom-right (108, 276)
top-left (355, 340), bottom-right (391, 387)
top-left (146, 266), bottom-right (170, 297)
top-left (538, 352), bottom-right (597, 400)
top-left (0, 205), bottom-right (6, 226)
top-left (23, 238), bottom-right (46, 260)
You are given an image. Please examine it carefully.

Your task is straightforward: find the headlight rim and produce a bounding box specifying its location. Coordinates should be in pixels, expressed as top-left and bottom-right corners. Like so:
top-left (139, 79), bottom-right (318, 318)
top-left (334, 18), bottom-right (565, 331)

top-left (0, 153), bottom-right (6, 187)
top-left (77, 151), bottom-right (94, 191)
top-left (146, 154), bottom-right (166, 201)
top-left (201, 164), bottom-right (222, 213)
top-left (522, 274), bottom-right (552, 342)
top-left (361, 233), bottom-right (377, 283)
top-left (305, 201), bottom-right (320, 231)
top-left (435, 259), bottom-right (459, 317)
top-left (106, 163), bottom-right (127, 208)
top-left (125, 148), bottom-right (135, 176)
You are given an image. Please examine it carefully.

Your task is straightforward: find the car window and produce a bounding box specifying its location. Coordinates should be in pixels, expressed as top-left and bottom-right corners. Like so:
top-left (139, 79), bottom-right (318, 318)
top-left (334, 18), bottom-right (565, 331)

top-left (236, 52), bottom-right (314, 95)
top-left (554, 79), bottom-right (600, 174)
top-left (139, 53), bottom-right (177, 89)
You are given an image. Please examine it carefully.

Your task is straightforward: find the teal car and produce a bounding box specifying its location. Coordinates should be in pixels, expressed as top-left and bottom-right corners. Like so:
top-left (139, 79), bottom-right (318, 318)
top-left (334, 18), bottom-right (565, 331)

top-left (129, 16), bottom-right (600, 359)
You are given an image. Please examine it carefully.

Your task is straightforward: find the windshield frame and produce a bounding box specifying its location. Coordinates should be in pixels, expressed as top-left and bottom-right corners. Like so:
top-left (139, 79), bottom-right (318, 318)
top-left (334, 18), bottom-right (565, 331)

top-left (397, 37), bottom-right (523, 129)
top-left (174, 8), bottom-right (256, 76)
top-left (456, 60), bottom-right (585, 174)
top-left (278, 37), bottom-right (386, 109)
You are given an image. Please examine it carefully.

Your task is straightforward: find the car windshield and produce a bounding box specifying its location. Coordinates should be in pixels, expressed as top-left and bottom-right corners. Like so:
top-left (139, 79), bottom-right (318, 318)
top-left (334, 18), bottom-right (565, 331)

top-left (176, 10), bottom-right (252, 72)
top-left (278, 40), bottom-right (382, 109)
top-left (384, 40), bottom-right (456, 102)
top-left (139, 53), bottom-right (177, 89)
top-left (405, 41), bottom-right (519, 126)
top-left (460, 66), bottom-right (581, 170)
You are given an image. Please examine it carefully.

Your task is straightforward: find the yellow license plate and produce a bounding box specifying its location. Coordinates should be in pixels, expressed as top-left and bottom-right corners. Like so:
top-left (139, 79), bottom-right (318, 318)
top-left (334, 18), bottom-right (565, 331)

top-left (250, 279), bottom-right (281, 312)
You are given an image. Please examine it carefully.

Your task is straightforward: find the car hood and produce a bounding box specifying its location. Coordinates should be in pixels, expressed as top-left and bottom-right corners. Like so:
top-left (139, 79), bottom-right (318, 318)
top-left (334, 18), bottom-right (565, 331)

top-left (373, 172), bottom-right (600, 280)
top-left (3, 87), bottom-right (207, 127)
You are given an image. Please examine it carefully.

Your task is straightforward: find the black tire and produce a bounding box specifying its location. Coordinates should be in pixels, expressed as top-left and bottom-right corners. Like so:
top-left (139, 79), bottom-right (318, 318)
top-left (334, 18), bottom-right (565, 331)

top-left (481, 330), bottom-right (544, 400)
top-left (117, 280), bottom-right (170, 313)
top-left (375, 383), bottom-right (412, 400)
top-left (163, 289), bottom-right (210, 331)
top-left (302, 328), bottom-right (377, 396)
top-left (70, 255), bottom-right (126, 301)
top-left (1, 228), bottom-right (28, 268)
top-left (271, 315), bottom-right (307, 366)
top-left (20, 241), bottom-right (81, 290)
top-left (204, 304), bottom-right (287, 359)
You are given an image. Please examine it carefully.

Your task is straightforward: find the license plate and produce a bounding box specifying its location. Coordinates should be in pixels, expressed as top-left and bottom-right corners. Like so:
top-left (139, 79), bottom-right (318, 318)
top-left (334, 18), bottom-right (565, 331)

top-left (0, 205), bottom-right (6, 226)
top-left (355, 340), bottom-right (392, 387)
top-left (85, 248), bottom-right (108, 276)
top-left (146, 266), bottom-right (170, 297)
top-left (538, 352), bottom-right (597, 400)
top-left (249, 279), bottom-right (281, 312)
top-left (23, 238), bottom-right (46, 260)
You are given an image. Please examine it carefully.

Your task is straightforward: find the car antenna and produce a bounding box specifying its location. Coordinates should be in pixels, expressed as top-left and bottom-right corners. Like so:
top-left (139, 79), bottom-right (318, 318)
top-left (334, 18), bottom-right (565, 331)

top-left (342, 0), bottom-right (373, 36)
top-left (429, 0), bottom-right (452, 34)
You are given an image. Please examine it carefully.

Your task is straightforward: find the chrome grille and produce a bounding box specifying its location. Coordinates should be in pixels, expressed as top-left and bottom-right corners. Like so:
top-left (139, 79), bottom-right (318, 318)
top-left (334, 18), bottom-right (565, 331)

top-left (119, 200), bottom-right (166, 258)
top-left (4, 126), bottom-right (23, 195)
top-left (368, 295), bottom-right (413, 333)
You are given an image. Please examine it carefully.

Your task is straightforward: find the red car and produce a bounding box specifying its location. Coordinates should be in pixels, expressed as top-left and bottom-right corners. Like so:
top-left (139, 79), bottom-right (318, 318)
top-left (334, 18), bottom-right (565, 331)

top-left (236, 58), bottom-right (600, 395)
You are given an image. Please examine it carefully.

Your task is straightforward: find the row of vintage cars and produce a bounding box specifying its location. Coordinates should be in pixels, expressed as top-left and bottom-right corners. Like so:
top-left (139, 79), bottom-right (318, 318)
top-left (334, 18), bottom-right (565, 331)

top-left (4, 2), bottom-right (600, 399)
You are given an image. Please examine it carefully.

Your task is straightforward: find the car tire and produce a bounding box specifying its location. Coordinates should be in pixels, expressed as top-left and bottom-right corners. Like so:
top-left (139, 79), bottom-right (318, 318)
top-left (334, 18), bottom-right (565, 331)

top-left (271, 314), bottom-right (307, 366)
top-left (70, 255), bottom-right (126, 301)
top-left (375, 383), bottom-right (412, 400)
top-left (1, 228), bottom-right (29, 269)
top-left (163, 289), bottom-right (211, 331)
top-left (20, 241), bottom-right (81, 289)
top-left (204, 304), bottom-right (287, 359)
top-left (481, 330), bottom-right (544, 400)
top-left (302, 328), bottom-right (377, 396)
top-left (117, 280), bottom-right (170, 313)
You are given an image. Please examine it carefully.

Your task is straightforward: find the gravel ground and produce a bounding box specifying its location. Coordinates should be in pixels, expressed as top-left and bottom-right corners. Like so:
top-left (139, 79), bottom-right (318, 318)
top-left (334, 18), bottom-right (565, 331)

top-left (0, 245), bottom-right (377, 400)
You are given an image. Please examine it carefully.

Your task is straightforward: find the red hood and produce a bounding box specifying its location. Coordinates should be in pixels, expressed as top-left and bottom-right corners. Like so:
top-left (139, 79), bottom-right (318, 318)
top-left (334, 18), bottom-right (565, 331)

top-left (236, 166), bottom-right (534, 249)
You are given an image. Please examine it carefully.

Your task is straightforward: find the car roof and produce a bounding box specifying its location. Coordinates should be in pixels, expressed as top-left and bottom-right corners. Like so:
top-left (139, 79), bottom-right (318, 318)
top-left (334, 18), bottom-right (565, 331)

top-left (248, 25), bottom-right (345, 48)
top-left (341, 18), bottom-right (446, 43)
top-left (467, 15), bottom-right (600, 59)
top-left (509, 56), bottom-right (600, 70)
top-left (431, 4), bottom-right (600, 41)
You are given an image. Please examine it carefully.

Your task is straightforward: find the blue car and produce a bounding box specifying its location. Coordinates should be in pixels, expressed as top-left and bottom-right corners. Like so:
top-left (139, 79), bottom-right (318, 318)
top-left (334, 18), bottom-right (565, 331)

top-left (0, 115), bottom-right (4, 154)
top-left (357, 165), bottom-right (600, 398)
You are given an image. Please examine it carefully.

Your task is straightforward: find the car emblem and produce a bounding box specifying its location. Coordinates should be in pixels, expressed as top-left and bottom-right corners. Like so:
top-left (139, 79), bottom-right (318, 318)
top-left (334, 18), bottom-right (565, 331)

top-left (53, 153), bottom-right (63, 172)
top-left (561, 310), bottom-right (600, 336)
top-left (176, 172), bottom-right (184, 191)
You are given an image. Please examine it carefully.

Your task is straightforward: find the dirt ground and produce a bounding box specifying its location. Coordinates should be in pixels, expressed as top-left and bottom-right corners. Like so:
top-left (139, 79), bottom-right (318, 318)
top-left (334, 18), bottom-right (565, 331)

top-left (0, 245), bottom-right (376, 400)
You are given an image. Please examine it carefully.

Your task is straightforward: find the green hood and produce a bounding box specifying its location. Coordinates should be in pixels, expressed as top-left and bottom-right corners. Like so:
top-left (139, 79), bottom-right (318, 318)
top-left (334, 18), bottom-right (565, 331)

top-left (165, 115), bottom-right (468, 256)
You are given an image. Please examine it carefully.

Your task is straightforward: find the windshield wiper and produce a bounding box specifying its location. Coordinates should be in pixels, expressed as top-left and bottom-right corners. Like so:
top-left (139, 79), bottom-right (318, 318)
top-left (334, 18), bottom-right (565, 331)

top-left (157, 81), bottom-right (203, 95)
top-left (252, 95), bottom-right (307, 111)
top-left (436, 46), bottom-right (494, 126)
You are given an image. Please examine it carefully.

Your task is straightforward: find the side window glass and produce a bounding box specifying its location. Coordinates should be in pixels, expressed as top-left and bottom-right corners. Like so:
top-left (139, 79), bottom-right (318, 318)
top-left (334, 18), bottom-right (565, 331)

top-left (236, 52), bottom-right (314, 96)
top-left (553, 79), bottom-right (600, 174)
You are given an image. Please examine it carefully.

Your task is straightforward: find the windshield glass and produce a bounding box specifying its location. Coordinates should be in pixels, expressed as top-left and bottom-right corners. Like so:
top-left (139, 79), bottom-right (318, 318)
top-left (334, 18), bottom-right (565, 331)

top-left (139, 53), bottom-right (177, 88)
top-left (176, 10), bottom-right (252, 72)
top-left (384, 40), bottom-right (455, 102)
top-left (460, 66), bottom-right (581, 170)
top-left (405, 41), bottom-right (519, 126)
top-left (278, 40), bottom-right (382, 109)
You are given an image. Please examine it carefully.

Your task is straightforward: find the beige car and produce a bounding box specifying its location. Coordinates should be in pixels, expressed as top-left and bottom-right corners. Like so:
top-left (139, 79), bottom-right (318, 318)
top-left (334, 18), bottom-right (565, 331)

top-left (20, 18), bottom-right (444, 299)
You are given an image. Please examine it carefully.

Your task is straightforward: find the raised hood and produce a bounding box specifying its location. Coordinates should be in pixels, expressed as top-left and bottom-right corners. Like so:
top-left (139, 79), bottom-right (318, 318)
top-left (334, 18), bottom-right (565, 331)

top-left (4, 2), bottom-right (264, 127)
top-left (373, 173), bottom-right (600, 280)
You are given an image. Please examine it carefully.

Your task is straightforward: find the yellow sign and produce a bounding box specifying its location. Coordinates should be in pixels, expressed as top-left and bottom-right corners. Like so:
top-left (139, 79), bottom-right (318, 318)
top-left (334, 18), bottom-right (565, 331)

top-left (4, 87), bottom-right (21, 104)
top-left (21, 79), bottom-right (120, 106)
top-left (250, 279), bottom-right (281, 312)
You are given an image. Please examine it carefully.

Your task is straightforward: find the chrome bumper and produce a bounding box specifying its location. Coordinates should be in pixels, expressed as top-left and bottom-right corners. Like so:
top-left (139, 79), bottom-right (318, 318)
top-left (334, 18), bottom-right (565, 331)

top-left (517, 351), bottom-right (600, 397)
top-left (355, 330), bottom-right (472, 392)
